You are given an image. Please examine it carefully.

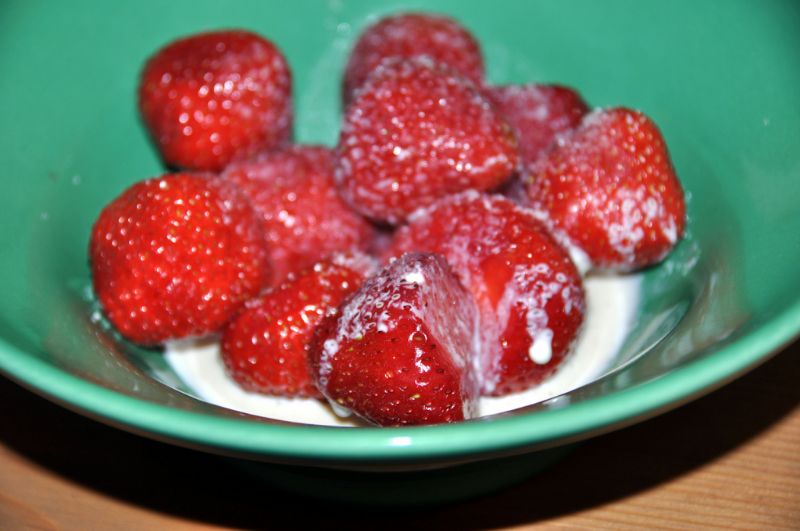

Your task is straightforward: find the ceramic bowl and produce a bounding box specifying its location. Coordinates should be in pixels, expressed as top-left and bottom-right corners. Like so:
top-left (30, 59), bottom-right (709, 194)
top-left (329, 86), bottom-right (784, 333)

top-left (1, 0), bottom-right (799, 503)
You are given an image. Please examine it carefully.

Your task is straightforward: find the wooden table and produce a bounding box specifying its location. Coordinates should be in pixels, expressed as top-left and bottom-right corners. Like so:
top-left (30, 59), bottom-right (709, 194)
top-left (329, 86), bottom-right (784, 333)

top-left (2, 341), bottom-right (798, 530)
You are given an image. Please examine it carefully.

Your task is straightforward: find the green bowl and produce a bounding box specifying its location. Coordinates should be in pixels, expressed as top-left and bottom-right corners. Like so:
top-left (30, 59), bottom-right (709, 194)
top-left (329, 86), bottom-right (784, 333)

top-left (2, 0), bottom-right (799, 503)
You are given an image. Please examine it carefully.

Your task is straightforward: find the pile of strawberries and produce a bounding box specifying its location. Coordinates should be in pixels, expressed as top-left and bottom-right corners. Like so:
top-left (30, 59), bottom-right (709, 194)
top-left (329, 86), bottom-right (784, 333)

top-left (89, 13), bottom-right (686, 426)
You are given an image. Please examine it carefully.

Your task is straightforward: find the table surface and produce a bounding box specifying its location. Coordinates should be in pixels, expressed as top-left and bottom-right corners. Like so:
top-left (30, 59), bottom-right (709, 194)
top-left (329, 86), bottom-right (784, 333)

top-left (1, 340), bottom-right (798, 530)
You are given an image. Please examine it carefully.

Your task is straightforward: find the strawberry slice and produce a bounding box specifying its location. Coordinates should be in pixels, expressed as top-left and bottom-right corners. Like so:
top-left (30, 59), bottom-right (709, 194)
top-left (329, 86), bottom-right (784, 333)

top-left (336, 57), bottom-right (518, 224)
top-left (310, 253), bottom-right (479, 425)
top-left (89, 173), bottom-right (270, 345)
top-left (139, 30), bottom-right (292, 172)
top-left (222, 145), bottom-right (375, 284)
top-left (387, 191), bottom-right (585, 396)
top-left (524, 107), bottom-right (687, 271)
top-left (486, 84), bottom-right (588, 166)
top-left (221, 254), bottom-right (375, 398)
top-left (343, 12), bottom-right (484, 105)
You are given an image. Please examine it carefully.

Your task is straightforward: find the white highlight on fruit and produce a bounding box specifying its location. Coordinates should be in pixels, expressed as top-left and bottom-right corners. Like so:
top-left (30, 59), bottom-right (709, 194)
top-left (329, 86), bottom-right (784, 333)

top-left (402, 270), bottom-right (426, 285)
top-left (165, 273), bottom-right (640, 426)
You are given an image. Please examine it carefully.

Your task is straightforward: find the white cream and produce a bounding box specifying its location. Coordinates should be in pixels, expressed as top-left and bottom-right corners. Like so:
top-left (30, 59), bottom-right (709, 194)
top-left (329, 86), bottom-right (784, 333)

top-left (165, 273), bottom-right (640, 426)
top-left (527, 329), bottom-right (553, 365)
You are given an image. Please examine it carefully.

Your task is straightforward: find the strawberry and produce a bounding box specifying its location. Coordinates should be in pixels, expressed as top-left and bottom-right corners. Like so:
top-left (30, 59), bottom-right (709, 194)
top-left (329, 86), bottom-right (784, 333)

top-left (486, 84), bottom-right (589, 166)
top-left (310, 253), bottom-right (479, 425)
top-left (89, 173), bottom-right (270, 345)
top-left (221, 254), bottom-right (375, 398)
top-left (387, 191), bottom-right (585, 396)
top-left (139, 30), bottom-right (292, 172)
top-left (524, 107), bottom-right (686, 271)
top-left (335, 57), bottom-right (518, 224)
top-left (342, 12), bottom-right (484, 105)
top-left (222, 145), bottom-right (375, 284)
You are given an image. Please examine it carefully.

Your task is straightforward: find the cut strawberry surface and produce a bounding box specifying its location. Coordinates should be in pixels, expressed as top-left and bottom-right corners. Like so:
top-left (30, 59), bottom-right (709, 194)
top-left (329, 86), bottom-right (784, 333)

top-left (139, 30), bottom-right (292, 172)
top-left (388, 192), bottom-right (585, 396)
top-left (524, 107), bottom-right (686, 271)
top-left (89, 173), bottom-right (270, 345)
top-left (336, 57), bottom-right (518, 224)
top-left (221, 255), bottom-right (373, 398)
top-left (222, 145), bottom-right (375, 285)
top-left (310, 253), bottom-right (480, 425)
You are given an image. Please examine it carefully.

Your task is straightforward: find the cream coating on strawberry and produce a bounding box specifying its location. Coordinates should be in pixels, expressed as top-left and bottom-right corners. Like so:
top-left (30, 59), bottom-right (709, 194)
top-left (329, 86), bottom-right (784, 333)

top-left (343, 12), bottom-right (484, 105)
top-left (221, 254), bottom-right (375, 398)
top-left (336, 57), bottom-right (518, 224)
top-left (139, 30), bottom-right (292, 172)
top-left (222, 145), bottom-right (375, 285)
top-left (310, 253), bottom-right (480, 425)
top-left (387, 191), bottom-right (585, 396)
top-left (89, 173), bottom-right (270, 345)
top-left (524, 107), bottom-right (686, 271)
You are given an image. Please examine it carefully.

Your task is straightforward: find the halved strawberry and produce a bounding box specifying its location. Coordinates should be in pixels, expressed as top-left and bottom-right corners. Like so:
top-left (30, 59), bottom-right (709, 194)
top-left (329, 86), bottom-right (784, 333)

top-left (221, 254), bottom-right (374, 398)
top-left (222, 145), bottom-right (375, 284)
top-left (336, 57), bottom-right (518, 224)
top-left (310, 253), bottom-right (479, 425)
top-left (139, 30), bottom-right (292, 172)
top-left (524, 107), bottom-right (686, 271)
top-left (387, 191), bottom-right (585, 396)
top-left (89, 173), bottom-right (270, 345)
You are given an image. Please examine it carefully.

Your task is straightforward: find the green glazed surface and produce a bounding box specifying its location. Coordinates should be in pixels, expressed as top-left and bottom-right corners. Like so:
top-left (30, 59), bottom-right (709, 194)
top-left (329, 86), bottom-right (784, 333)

top-left (1, 0), bottom-right (799, 468)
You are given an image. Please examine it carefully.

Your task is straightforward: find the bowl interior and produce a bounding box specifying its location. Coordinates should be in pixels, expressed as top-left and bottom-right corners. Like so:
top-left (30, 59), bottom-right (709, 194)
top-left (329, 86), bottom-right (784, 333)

top-left (1, 0), bottom-right (799, 465)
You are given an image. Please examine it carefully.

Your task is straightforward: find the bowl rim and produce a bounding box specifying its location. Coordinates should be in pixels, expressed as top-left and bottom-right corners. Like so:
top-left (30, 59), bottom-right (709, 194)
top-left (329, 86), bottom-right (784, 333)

top-left (1, 298), bottom-right (799, 463)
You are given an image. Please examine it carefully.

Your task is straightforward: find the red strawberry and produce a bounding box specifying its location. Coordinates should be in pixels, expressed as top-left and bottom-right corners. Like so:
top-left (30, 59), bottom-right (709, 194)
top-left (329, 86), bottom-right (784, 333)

top-left (310, 253), bottom-right (479, 425)
top-left (89, 173), bottom-right (270, 345)
top-left (221, 254), bottom-right (375, 398)
top-left (524, 107), bottom-right (686, 271)
top-left (221, 145), bottom-right (375, 285)
top-left (486, 84), bottom-right (589, 165)
top-left (139, 30), bottom-right (292, 172)
top-left (387, 191), bottom-right (585, 396)
top-left (336, 57), bottom-right (518, 224)
top-left (343, 12), bottom-right (484, 105)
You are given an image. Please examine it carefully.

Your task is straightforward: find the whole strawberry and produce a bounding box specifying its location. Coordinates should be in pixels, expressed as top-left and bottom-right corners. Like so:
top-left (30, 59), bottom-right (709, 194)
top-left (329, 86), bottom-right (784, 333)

top-left (387, 192), bottom-right (585, 396)
top-left (139, 30), bottom-right (292, 172)
top-left (221, 254), bottom-right (375, 398)
top-left (221, 145), bottom-right (375, 285)
top-left (336, 57), bottom-right (518, 224)
top-left (89, 173), bottom-right (270, 345)
top-left (310, 253), bottom-right (480, 425)
top-left (486, 84), bottom-right (589, 166)
top-left (343, 12), bottom-right (484, 105)
top-left (524, 107), bottom-right (686, 271)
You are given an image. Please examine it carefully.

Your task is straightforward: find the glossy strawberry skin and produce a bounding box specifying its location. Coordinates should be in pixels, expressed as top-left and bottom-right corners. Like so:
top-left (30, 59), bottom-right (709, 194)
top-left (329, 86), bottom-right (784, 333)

top-left (221, 145), bottom-right (375, 285)
top-left (310, 253), bottom-right (479, 426)
top-left (139, 30), bottom-right (292, 172)
top-left (486, 84), bottom-right (589, 166)
top-left (387, 192), bottom-right (585, 396)
top-left (89, 173), bottom-right (270, 345)
top-left (221, 256), bottom-right (372, 398)
top-left (343, 12), bottom-right (484, 105)
top-left (524, 107), bottom-right (686, 271)
top-left (336, 57), bottom-right (518, 225)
